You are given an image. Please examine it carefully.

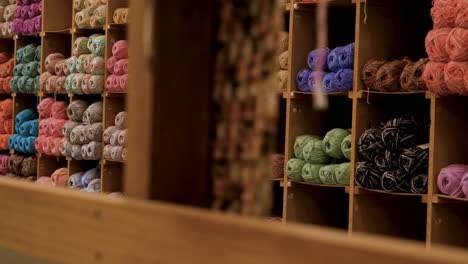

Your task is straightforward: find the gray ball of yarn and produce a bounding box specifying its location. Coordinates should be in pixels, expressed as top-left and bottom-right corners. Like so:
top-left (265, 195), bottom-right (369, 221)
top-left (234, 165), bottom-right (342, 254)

top-left (86, 123), bottom-right (102, 142)
top-left (70, 125), bottom-right (86, 144)
top-left (118, 129), bottom-right (126, 146)
top-left (80, 144), bottom-right (89, 159)
top-left (67, 100), bottom-right (90, 122)
top-left (319, 164), bottom-right (339, 185)
top-left (63, 121), bottom-right (81, 138)
top-left (79, 126), bottom-right (89, 143)
top-left (61, 140), bottom-right (73, 157)
top-left (286, 158), bottom-right (306, 182)
top-left (302, 138), bottom-right (331, 164)
top-left (110, 145), bottom-right (123, 161)
top-left (87, 179), bottom-right (101, 193)
top-left (323, 129), bottom-right (351, 159)
top-left (294, 135), bottom-right (320, 159)
top-left (68, 172), bottom-right (84, 188)
top-left (115, 111), bottom-right (127, 129)
top-left (103, 126), bottom-right (118, 144)
top-left (71, 144), bottom-right (84, 160)
top-left (302, 163), bottom-right (325, 184)
top-left (334, 162), bottom-right (350, 186)
top-left (82, 101), bottom-right (102, 124)
top-left (341, 134), bottom-right (352, 160)
top-left (86, 141), bottom-right (102, 160)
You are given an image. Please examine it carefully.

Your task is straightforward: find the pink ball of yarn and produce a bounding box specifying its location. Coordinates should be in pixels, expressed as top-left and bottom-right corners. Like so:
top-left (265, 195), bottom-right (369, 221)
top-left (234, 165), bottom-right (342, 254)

top-left (422, 61), bottom-right (451, 96)
top-left (446, 28), bottom-right (468, 61)
top-left (438, 164), bottom-right (468, 198)
top-left (40, 72), bottom-right (52, 89)
top-left (38, 97), bottom-right (54, 118)
top-left (444, 61), bottom-right (468, 95)
top-left (432, 0), bottom-right (457, 8)
top-left (114, 59), bottom-right (128, 75)
top-left (456, 5), bottom-right (468, 29)
top-left (112, 40), bottom-right (128, 59)
top-left (55, 76), bottom-right (67, 92)
top-left (51, 168), bottom-right (69, 187)
top-left (462, 172), bottom-right (468, 198)
top-left (39, 119), bottom-right (51, 136)
top-left (0, 154), bottom-right (9, 175)
top-left (48, 119), bottom-right (68, 137)
top-left (118, 74), bottom-right (127, 91)
top-left (431, 6), bottom-right (457, 28)
top-left (107, 56), bottom-right (118, 74)
top-left (35, 135), bottom-right (46, 153)
top-left (36, 177), bottom-right (53, 186)
top-left (50, 137), bottom-right (64, 156)
top-left (42, 136), bottom-right (55, 155)
top-left (425, 28), bottom-right (451, 62)
top-left (51, 101), bottom-right (68, 120)
top-left (105, 75), bottom-right (117, 91)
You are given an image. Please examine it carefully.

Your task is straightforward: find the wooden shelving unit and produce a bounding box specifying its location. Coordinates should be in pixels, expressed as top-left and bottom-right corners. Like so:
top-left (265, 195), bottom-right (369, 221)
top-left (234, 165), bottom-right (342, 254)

top-left (0, 0), bottom-right (128, 192)
top-left (276, 0), bottom-right (468, 249)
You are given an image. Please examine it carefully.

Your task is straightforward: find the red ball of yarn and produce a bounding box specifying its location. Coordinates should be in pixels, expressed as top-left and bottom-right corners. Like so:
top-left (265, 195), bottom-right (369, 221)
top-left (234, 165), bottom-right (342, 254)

top-left (431, 6), bottom-right (457, 28)
top-left (447, 28), bottom-right (468, 61)
top-left (38, 97), bottom-right (54, 118)
top-left (444, 61), bottom-right (468, 95)
top-left (456, 5), bottom-right (468, 29)
top-left (432, 0), bottom-right (458, 8)
top-left (423, 61), bottom-right (451, 96)
top-left (425, 28), bottom-right (451, 62)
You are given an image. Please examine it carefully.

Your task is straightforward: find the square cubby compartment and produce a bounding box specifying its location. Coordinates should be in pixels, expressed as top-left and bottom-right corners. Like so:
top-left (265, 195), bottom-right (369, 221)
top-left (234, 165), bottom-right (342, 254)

top-left (431, 202), bottom-right (468, 248)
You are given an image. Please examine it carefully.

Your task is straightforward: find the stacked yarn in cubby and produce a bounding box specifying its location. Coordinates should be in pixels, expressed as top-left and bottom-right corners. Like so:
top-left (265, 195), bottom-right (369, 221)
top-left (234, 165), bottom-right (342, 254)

top-left (271, 153), bottom-right (284, 179)
top-left (423, 0), bottom-right (468, 96)
top-left (0, 52), bottom-right (14, 93)
top-left (36, 167), bottom-right (69, 187)
top-left (7, 153), bottom-right (36, 180)
top-left (11, 43), bottom-right (40, 93)
top-left (0, 98), bottom-right (12, 150)
top-left (0, 153), bottom-right (9, 176)
top-left (62, 100), bottom-right (102, 160)
top-left (438, 165), bottom-right (468, 198)
top-left (297, 43), bottom-right (354, 93)
top-left (11, 0), bottom-right (41, 35)
top-left (41, 53), bottom-right (68, 93)
top-left (286, 128), bottom-right (351, 186)
top-left (113, 7), bottom-right (129, 24)
top-left (106, 40), bottom-right (128, 92)
top-left (65, 34), bottom-right (105, 94)
top-left (362, 57), bottom-right (429, 92)
top-left (35, 97), bottom-right (68, 156)
top-left (103, 111), bottom-right (127, 161)
top-left (355, 115), bottom-right (429, 194)
top-left (67, 167), bottom-right (100, 193)
top-left (74, 0), bottom-right (106, 29)
top-left (9, 108), bottom-right (37, 154)
top-left (0, 1), bottom-right (17, 38)
top-left (277, 31), bottom-right (288, 92)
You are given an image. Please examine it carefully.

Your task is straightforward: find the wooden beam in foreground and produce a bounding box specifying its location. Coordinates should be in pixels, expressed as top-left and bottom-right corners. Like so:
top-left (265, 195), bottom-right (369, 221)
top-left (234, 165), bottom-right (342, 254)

top-left (0, 179), bottom-right (466, 264)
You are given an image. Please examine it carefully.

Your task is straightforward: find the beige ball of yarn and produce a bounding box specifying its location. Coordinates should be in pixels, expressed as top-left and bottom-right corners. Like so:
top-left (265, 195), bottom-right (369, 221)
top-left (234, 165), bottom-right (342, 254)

top-left (279, 51), bottom-right (288, 70)
top-left (279, 31), bottom-right (289, 53)
top-left (278, 70), bottom-right (288, 91)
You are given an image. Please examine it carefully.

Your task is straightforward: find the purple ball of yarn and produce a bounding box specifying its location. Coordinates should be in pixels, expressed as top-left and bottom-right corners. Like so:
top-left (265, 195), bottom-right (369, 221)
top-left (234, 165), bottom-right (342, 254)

top-left (339, 43), bottom-right (355, 69)
top-left (11, 19), bottom-right (23, 35)
top-left (20, 6), bottom-right (30, 19)
top-left (462, 172), bottom-right (468, 198)
top-left (33, 16), bottom-right (41, 33)
top-left (328, 47), bottom-right (344, 72)
top-left (335, 68), bottom-right (354, 91)
top-left (307, 48), bottom-right (329, 71)
top-left (437, 164), bottom-right (468, 198)
top-left (296, 68), bottom-right (312, 92)
top-left (322, 72), bottom-right (339, 92)
top-left (29, 3), bottom-right (42, 18)
top-left (307, 71), bottom-right (325, 92)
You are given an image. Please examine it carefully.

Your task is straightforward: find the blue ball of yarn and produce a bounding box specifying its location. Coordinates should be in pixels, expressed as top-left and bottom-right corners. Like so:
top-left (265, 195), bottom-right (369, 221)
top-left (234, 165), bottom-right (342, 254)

top-left (328, 47), bottom-right (344, 72)
top-left (17, 76), bottom-right (28, 93)
top-left (335, 69), bottom-right (354, 91)
top-left (24, 136), bottom-right (36, 153)
top-left (16, 109), bottom-right (37, 124)
top-left (18, 121), bottom-right (32, 136)
top-left (307, 71), bottom-right (326, 92)
top-left (29, 119), bottom-right (39, 137)
top-left (297, 68), bottom-right (312, 92)
top-left (81, 168), bottom-right (100, 188)
top-left (307, 48), bottom-right (329, 71)
top-left (14, 63), bottom-right (24, 76)
top-left (8, 134), bottom-right (18, 149)
top-left (17, 136), bottom-right (26, 152)
top-left (338, 43), bottom-right (354, 69)
top-left (23, 62), bottom-right (40, 78)
top-left (322, 72), bottom-right (339, 93)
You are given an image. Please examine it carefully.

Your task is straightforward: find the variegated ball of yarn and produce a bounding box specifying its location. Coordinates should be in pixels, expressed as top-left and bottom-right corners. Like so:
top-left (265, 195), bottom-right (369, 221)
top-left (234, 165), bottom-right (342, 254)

top-left (84, 0), bottom-right (101, 10)
top-left (110, 145), bottom-right (123, 161)
top-left (423, 61), bottom-right (451, 96)
top-left (103, 144), bottom-right (112, 159)
top-left (76, 55), bottom-right (87, 73)
top-left (114, 111), bottom-right (127, 129)
top-left (74, 0), bottom-right (85, 10)
top-left (51, 101), bottom-right (68, 119)
top-left (82, 101), bottom-right (102, 124)
top-left (87, 75), bottom-right (104, 94)
top-left (71, 144), bottom-right (84, 160)
top-left (67, 171), bottom-right (84, 189)
top-left (92, 5), bottom-right (106, 26)
top-left (103, 125), bottom-right (118, 144)
top-left (86, 122), bottom-right (102, 142)
top-left (40, 72), bottom-right (52, 89)
top-left (81, 74), bottom-right (92, 94)
top-left (22, 61), bottom-right (39, 78)
top-left (45, 53), bottom-right (65, 74)
top-left (118, 128), bottom-right (126, 146)
top-left (444, 61), bottom-right (468, 95)
top-left (55, 76), bottom-right (67, 92)
top-left (82, 54), bottom-right (94, 74)
top-left (51, 168), bottom-right (69, 187)
top-left (374, 60), bottom-right (408, 92)
top-left (107, 56), bottom-right (117, 74)
top-left (75, 9), bottom-right (92, 28)
top-left (85, 141), bottom-right (101, 160)
top-left (400, 58), bottom-right (429, 91)
top-left (361, 58), bottom-right (387, 90)
top-left (121, 148), bottom-right (127, 161)
top-left (88, 34), bottom-right (101, 51)
top-left (62, 120), bottom-right (80, 138)
top-left (37, 97), bottom-right (54, 118)
top-left (91, 35), bottom-right (106, 56)
top-left (431, 5), bottom-right (457, 28)
top-left (66, 56), bottom-right (79, 74)
top-left (89, 56), bottom-right (105, 75)
top-left (65, 73), bottom-right (76, 92)
top-left (54, 59), bottom-right (67, 76)
top-left (67, 100), bottom-right (89, 122)
top-left (81, 167), bottom-right (100, 188)
top-left (87, 178), bottom-right (101, 193)
top-left (425, 28), bottom-right (451, 62)
top-left (70, 125), bottom-right (86, 144)
top-left (61, 140), bottom-right (73, 157)
top-left (110, 129), bottom-right (120, 146)
top-left (112, 40), bottom-right (128, 59)
top-left (446, 28), bottom-right (468, 62)
top-left (45, 75), bottom-right (58, 93)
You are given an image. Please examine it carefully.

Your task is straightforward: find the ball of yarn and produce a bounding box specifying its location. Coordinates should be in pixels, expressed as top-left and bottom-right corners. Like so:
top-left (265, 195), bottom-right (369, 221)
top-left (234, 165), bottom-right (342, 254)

top-left (51, 101), bottom-right (68, 119)
top-left (423, 61), bottom-right (451, 96)
top-left (71, 144), bottom-right (84, 160)
top-left (51, 168), bottom-right (69, 187)
top-left (341, 134), bottom-right (352, 160)
top-left (121, 148), bottom-right (127, 161)
top-left (67, 100), bottom-right (89, 121)
top-left (278, 51), bottom-right (288, 70)
top-left (271, 153), bottom-right (284, 179)
top-left (334, 163), bottom-right (350, 185)
top-left (87, 179), bottom-right (101, 193)
top-left (81, 167), bottom-right (100, 188)
top-left (327, 47), bottom-right (343, 72)
top-left (286, 158), bottom-right (306, 182)
top-left (411, 174), bottom-right (428, 194)
top-left (374, 60), bottom-right (408, 92)
top-left (431, 6), bottom-right (457, 28)
top-left (294, 135), bottom-right (320, 159)
top-left (296, 68), bottom-right (312, 92)
top-left (307, 48), bottom-right (329, 71)
top-left (118, 129), bottom-right (126, 146)
top-left (307, 71), bottom-right (325, 92)
top-left (446, 28), bottom-right (468, 61)
top-left (319, 164), bottom-right (339, 185)
top-left (45, 53), bottom-right (65, 74)
top-left (62, 121), bottom-right (80, 138)
top-left (21, 155), bottom-right (36, 176)
top-left (323, 128), bottom-right (350, 159)
top-left (302, 137), bottom-right (330, 164)
top-left (91, 35), bottom-right (106, 56)
top-left (16, 109), bottom-right (37, 124)
top-left (278, 70), bottom-right (288, 91)
top-left (381, 115), bottom-right (426, 151)
top-left (335, 68), bottom-right (353, 91)
top-left (302, 163), bottom-right (324, 184)
top-left (73, 37), bottom-right (90, 57)
top-left (114, 111), bottom-right (127, 129)
top-left (68, 172), bottom-right (84, 188)
top-left (61, 140), bottom-right (72, 157)
top-left (70, 125), bottom-right (86, 144)
top-left (338, 43), bottom-right (354, 69)
top-left (355, 161), bottom-right (383, 189)
top-left (437, 164), bottom-right (468, 197)
top-left (381, 169), bottom-right (411, 193)
top-left (103, 144), bottom-right (112, 159)
top-left (89, 56), bottom-right (105, 75)
top-left (107, 56), bottom-right (118, 74)
top-left (462, 172), bottom-right (468, 198)
top-left (38, 97), bottom-right (54, 118)
top-left (110, 146), bottom-right (123, 161)
top-left (110, 129), bottom-right (120, 146)
top-left (112, 40), bottom-right (128, 59)
top-left (279, 31), bottom-right (289, 53)
top-left (444, 61), bottom-right (468, 95)
top-left (82, 101), bottom-right (102, 124)
top-left (85, 141), bottom-right (101, 160)
top-left (425, 28), bottom-right (451, 62)
top-left (322, 72), bottom-right (338, 92)
top-left (455, 6), bottom-right (468, 29)
top-left (103, 126), bottom-right (118, 144)
top-left (358, 128), bottom-right (384, 162)
top-left (114, 59), bottom-right (128, 75)
top-left (400, 58), bottom-right (429, 91)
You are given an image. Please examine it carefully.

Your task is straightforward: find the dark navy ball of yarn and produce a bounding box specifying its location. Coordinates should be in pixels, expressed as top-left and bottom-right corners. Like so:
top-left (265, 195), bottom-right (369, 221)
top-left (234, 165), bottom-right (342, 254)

top-left (308, 71), bottom-right (326, 92)
top-left (328, 47), bottom-right (344, 72)
top-left (322, 72), bottom-right (339, 92)
top-left (338, 43), bottom-right (355, 69)
top-left (297, 68), bottom-right (312, 92)
top-left (307, 48), bottom-right (330, 71)
top-left (335, 68), bottom-right (353, 91)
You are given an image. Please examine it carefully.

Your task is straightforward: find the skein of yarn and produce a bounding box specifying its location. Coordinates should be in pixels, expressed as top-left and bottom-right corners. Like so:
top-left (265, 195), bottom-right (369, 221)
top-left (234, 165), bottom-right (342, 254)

top-left (322, 128), bottom-right (350, 159)
top-left (286, 158), bottom-right (306, 182)
top-left (271, 153), bottom-right (284, 179)
top-left (446, 27), bottom-right (468, 61)
top-left (438, 165), bottom-right (468, 198)
top-left (374, 60), bottom-right (408, 92)
top-left (425, 28), bottom-right (451, 62)
top-left (444, 61), bottom-right (468, 95)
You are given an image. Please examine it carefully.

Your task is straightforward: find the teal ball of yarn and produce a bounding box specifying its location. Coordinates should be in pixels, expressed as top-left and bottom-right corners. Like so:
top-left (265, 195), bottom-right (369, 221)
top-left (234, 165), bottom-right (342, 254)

top-left (14, 63), bottom-right (24, 76)
top-left (17, 76), bottom-right (28, 93)
top-left (25, 78), bottom-right (35, 92)
top-left (319, 164), bottom-right (339, 185)
top-left (21, 44), bottom-right (38, 63)
top-left (286, 158), bottom-right (306, 182)
top-left (303, 138), bottom-right (331, 164)
top-left (323, 128), bottom-right (350, 159)
top-left (22, 62), bottom-right (39, 78)
top-left (294, 134), bottom-right (320, 159)
top-left (341, 134), bottom-right (352, 160)
top-left (302, 163), bottom-right (325, 184)
top-left (334, 162), bottom-right (350, 185)
top-left (34, 76), bottom-right (40, 91)
top-left (10, 76), bottom-right (20, 92)
top-left (35, 45), bottom-right (41, 61)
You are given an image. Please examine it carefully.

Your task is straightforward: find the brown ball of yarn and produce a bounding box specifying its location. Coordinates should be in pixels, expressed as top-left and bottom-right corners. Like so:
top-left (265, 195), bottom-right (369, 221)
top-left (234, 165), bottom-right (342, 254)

top-left (279, 31), bottom-right (289, 53)
top-left (279, 51), bottom-right (288, 70)
top-left (374, 60), bottom-right (409, 92)
top-left (8, 154), bottom-right (24, 175)
top-left (21, 156), bottom-right (37, 177)
top-left (271, 153), bottom-right (284, 179)
top-left (361, 57), bottom-right (387, 90)
top-left (400, 58), bottom-right (429, 91)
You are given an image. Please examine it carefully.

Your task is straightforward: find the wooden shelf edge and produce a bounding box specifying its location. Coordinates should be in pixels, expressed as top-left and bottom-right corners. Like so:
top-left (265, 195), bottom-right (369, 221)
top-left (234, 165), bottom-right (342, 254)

top-left (354, 187), bottom-right (427, 202)
top-left (432, 194), bottom-right (468, 204)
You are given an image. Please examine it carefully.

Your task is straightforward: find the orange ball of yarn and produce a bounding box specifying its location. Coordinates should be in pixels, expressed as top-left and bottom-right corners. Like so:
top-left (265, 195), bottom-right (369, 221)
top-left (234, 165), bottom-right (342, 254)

top-left (425, 28), bottom-right (451, 62)
top-left (444, 61), bottom-right (468, 95)
top-left (431, 6), bottom-right (457, 28)
top-left (447, 28), bottom-right (468, 61)
top-left (423, 61), bottom-right (451, 96)
top-left (0, 134), bottom-right (10, 150)
top-left (374, 60), bottom-right (408, 92)
top-left (0, 99), bottom-right (12, 118)
top-left (2, 76), bottom-right (12, 93)
top-left (456, 6), bottom-right (468, 29)
top-left (51, 168), bottom-right (69, 187)
top-left (3, 118), bottom-right (11, 134)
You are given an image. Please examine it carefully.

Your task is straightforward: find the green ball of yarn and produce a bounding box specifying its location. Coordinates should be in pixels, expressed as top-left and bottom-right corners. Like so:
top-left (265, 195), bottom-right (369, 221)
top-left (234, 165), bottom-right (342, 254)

top-left (35, 45), bottom-right (41, 61)
top-left (14, 63), bottom-right (24, 76)
top-left (10, 76), bottom-right (20, 92)
top-left (341, 134), bottom-right (352, 160)
top-left (34, 76), bottom-right (40, 91)
top-left (22, 62), bottom-right (39, 78)
top-left (323, 128), bottom-right (351, 159)
top-left (319, 164), bottom-right (339, 185)
top-left (21, 44), bottom-right (38, 63)
top-left (303, 138), bottom-right (331, 164)
top-left (17, 76), bottom-right (28, 93)
top-left (294, 134), bottom-right (320, 159)
top-left (334, 162), bottom-right (350, 186)
top-left (25, 78), bottom-right (35, 93)
top-left (302, 163), bottom-right (325, 184)
top-left (286, 158), bottom-right (306, 182)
